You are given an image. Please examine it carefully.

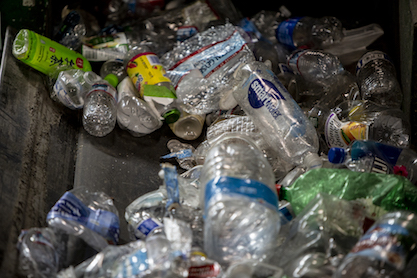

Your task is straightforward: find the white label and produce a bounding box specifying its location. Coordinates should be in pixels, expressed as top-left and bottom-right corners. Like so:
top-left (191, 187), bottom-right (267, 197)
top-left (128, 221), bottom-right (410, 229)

top-left (82, 45), bottom-right (126, 62)
top-left (325, 112), bottom-right (369, 148)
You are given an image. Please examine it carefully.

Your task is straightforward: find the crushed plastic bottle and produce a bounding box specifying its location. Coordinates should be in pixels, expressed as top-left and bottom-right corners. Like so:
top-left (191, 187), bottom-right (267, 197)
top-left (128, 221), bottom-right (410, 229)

top-left (99, 58), bottom-right (128, 87)
top-left (199, 133), bottom-right (281, 266)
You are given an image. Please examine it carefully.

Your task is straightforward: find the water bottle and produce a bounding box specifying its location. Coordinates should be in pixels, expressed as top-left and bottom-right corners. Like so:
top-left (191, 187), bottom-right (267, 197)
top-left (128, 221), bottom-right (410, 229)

top-left (12, 29), bottom-right (92, 77)
top-left (17, 227), bottom-right (59, 278)
top-left (116, 77), bottom-right (163, 137)
top-left (328, 140), bottom-right (417, 184)
top-left (52, 69), bottom-right (102, 109)
top-left (322, 100), bottom-right (411, 150)
top-left (334, 211), bottom-right (417, 278)
top-left (224, 260), bottom-right (284, 278)
top-left (82, 80), bottom-right (118, 137)
top-left (99, 58), bottom-right (128, 88)
top-left (287, 49), bottom-right (345, 84)
top-left (232, 60), bottom-right (321, 167)
top-left (275, 16), bottom-right (344, 50)
top-left (168, 109), bottom-right (205, 141)
top-left (199, 133), bottom-right (281, 266)
top-left (356, 50), bottom-right (403, 108)
top-left (125, 45), bottom-right (180, 124)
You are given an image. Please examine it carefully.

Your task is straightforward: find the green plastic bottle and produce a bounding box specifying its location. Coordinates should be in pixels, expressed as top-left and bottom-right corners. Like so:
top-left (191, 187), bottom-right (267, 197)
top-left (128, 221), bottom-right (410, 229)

top-left (12, 29), bottom-right (92, 77)
top-left (282, 168), bottom-right (417, 215)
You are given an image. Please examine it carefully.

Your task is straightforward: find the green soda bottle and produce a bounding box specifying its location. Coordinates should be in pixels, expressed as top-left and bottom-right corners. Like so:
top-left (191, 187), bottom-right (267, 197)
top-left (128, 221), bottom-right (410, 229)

top-left (12, 29), bottom-right (92, 77)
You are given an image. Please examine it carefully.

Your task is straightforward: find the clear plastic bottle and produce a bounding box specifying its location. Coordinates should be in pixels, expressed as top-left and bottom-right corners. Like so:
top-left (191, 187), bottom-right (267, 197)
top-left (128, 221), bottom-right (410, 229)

top-left (125, 45), bottom-right (181, 124)
top-left (199, 133), bottom-right (281, 266)
top-left (232, 60), bottom-right (321, 167)
top-left (53, 69), bottom-right (102, 109)
top-left (334, 211), bottom-right (417, 278)
top-left (328, 140), bottom-right (417, 184)
top-left (356, 50), bottom-right (403, 108)
top-left (99, 58), bottom-right (128, 88)
top-left (82, 80), bottom-right (118, 137)
top-left (275, 16), bottom-right (344, 50)
top-left (224, 260), bottom-right (284, 278)
top-left (116, 77), bottom-right (162, 137)
top-left (287, 49), bottom-right (345, 84)
top-left (168, 109), bottom-right (206, 141)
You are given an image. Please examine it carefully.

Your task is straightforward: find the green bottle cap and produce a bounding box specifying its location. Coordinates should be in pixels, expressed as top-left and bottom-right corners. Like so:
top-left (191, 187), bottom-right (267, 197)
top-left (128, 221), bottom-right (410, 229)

top-left (104, 74), bottom-right (119, 88)
top-left (163, 108), bottom-right (181, 124)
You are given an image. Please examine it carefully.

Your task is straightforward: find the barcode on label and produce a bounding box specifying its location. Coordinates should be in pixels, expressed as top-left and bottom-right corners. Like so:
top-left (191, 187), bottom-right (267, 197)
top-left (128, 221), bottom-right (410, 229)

top-left (147, 54), bottom-right (161, 66)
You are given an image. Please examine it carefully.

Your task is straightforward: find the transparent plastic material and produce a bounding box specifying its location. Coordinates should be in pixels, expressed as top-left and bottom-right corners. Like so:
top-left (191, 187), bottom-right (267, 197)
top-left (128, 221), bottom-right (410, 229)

top-left (46, 187), bottom-right (120, 252)
top-left (99, 58), bottom-right (128, 87)
top-left (199, 133), bottom-right (281, 266)
top-left (356, 50), bottom-right (403, 108)
top-left (335, 211), bottom-right (417, 278)
top-left (82, 80), bottom-right (118, 137)
top-left (116, 77), bottom-right (163, 137)
top-left (53, 70), bottom-right (102, 109)
top-left (276, 16), bottom-right (344, 49)
top-left (328, 140), bottom-right (417, 184)
top-left (17, 227), bottom-right (60, 278)
top-left (270, 193), bottom-right (365, 278)
top-left (224, 260), bottom-right (284, 278)
top-left (233, 60), bottom-right (320, 167)
top-left (160, 23), bottom-right (255, 114)
top-left (169, 110), bottom-right (205, 141)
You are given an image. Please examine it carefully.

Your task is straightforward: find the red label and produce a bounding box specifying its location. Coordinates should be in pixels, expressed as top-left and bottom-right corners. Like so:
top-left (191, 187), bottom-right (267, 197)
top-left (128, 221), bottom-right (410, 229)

top-left (188, 264), bottom-right (221, 278)
top-left (76, 58), bottom-right (84, 68)
top-left (49, 47), bottom-right (56, 53)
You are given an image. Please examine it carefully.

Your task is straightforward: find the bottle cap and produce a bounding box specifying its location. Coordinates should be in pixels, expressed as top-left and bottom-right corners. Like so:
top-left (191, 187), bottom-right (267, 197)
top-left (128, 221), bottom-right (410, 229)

top-left (104, 74), bottom-right (119, 88)
top-left (163, 108), bottom-right (181, 124)
top-left (328, 148), bottom-right (347, 164)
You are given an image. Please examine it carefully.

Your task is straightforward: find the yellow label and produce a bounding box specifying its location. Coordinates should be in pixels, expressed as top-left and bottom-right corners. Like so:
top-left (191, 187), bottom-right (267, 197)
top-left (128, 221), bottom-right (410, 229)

top-left (126, 52), bottom-right (171, 95)
top-left (341, 121), bottom-right (368, 145)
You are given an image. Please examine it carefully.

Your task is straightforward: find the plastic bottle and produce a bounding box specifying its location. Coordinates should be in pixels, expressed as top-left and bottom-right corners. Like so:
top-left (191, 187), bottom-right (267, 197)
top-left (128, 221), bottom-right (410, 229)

top-left (52, 69), bottom-right (102, 109)
top-left (275, 16), bottom-right (344, 50)
top-left (99, 58), bottom-right (128, 88)
top-left (224, 260), bottom-right (284, 278)
top-left (116, 77), bottom-right (163, 137)
top-left (82, 80), bottom-right (118, 137)
top-left (199, 133), bottom-right (281, 266)
top-left (328, 140), bottom-right (417, 184)
top-left (321, 100), bottom-right (411, 150)
top-left (232, 60), bottom-right (321, 167)
top-left (356, 50), bottom-right (403, 108)
top-left (166, 139), bottom-right (197, 170)
top-left (287, 49), bottom-right (345, 84)
top-left (17, 227), bottom-right (60, 278)
top-left (125, 45), bottom-right (180, 124)
top-left (12, 29), bottom-right (92, 77)
top-left (169, 109), bottom-right (206, 141)
top-left (334, 211), bottom-right (417, 278)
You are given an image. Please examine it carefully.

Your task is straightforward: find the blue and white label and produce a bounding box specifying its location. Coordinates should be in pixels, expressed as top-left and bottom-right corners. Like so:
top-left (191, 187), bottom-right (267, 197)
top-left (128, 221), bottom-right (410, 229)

top-left (47, 192), bottom-right (120, 244)
top-left (248, 78), bottom-right (286, 119)
top-left (167, 31), bottom-right (247, 87)
top-left (135, 218), bottom-right (163, 239)
top-left (160, 149), bottom-right (193, 160)
top-left (287, 49), bottom-right (306, 75)
top-left (118, 246), bottom-right (149, 277)
top-left (177, 26), bottom-right (198, 42)
top-left (204, 176), bottom-right (279, 217)
top-left (356, 51), bottom-right (393, 74)
top-left (276, 17), bottom-right (303, 49)
top-left (162, 163), bottom-right (180, 208)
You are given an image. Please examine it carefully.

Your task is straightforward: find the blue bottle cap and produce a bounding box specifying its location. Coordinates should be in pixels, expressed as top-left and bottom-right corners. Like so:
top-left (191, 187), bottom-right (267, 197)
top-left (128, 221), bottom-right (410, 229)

top-left (328, 147), bottom-right (347, 164)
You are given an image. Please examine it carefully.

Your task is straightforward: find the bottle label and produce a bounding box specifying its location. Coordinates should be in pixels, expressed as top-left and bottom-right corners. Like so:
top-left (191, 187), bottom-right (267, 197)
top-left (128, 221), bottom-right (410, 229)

top-left (19, 30), bottom-right (91, 75)
top-left (247, 78), bottom-right (286, 119)
top-left (177, 26), bottom-right (199, 42)
top-left (86, 83), bottom-right (118, 102)
top-left (82, 45), bottom-right (126, 61)
top-left (167, 30), bottom-right (247, 88)
top-left (276, 17), bottom-right (303, 49)
top-left (117, 246), bottom-right (149, 277)
top-left (47, 192), bottom-right (120, 244)
top-left (53, 80), bottom-right (83, 109)
top-left (325, 112), bottom-right (369, 148)
top-left (356, 51), bottom-right (393, 74)
top-left (84, 32), bottom-right (129, 49)
top-left (204, 176), bottom-right (279, 217)
top-left (347, 222), bottom-right (415, 270)
top-left (287, 50), bottom-right (307, 75)
top-left (126, 52), bottom-right (172, 95)
top-left (188, 263), bottom-right (221, 278)
top-left (134, 218), bottom-right (163, 239)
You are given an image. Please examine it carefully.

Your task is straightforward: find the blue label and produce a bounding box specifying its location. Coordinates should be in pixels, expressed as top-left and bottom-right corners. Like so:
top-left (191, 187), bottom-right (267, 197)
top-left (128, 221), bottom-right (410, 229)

top-left (121, 247), bottom-right (149, 277)
top-left (248, 78), bottom-right (286, 119)
top-left (276, 17), bottom-right (303, 49)
top-left (136, 218), bottom-right (162, 238)
top-left (177, 26), bottom-right (198, 42)
top-left (160, 149), bottom-right (193, 160)
top-left (162, 164), bottom-right (180, 208)
top-left (47, 192), bottom-right (120, 244)
top-left (204, 176), bottom-right (279, 217)
top-left (238, 18), bottom-right (263, 40)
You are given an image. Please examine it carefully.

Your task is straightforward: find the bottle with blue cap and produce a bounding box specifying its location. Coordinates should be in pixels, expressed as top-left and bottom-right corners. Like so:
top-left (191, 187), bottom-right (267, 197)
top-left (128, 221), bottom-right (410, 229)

top-left (328, 140), bottom-right (417, 184)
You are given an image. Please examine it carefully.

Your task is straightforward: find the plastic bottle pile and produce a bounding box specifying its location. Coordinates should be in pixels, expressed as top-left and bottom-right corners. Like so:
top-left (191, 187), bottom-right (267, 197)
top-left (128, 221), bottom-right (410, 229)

top-left (11, 1), bottom-right (417, 277)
